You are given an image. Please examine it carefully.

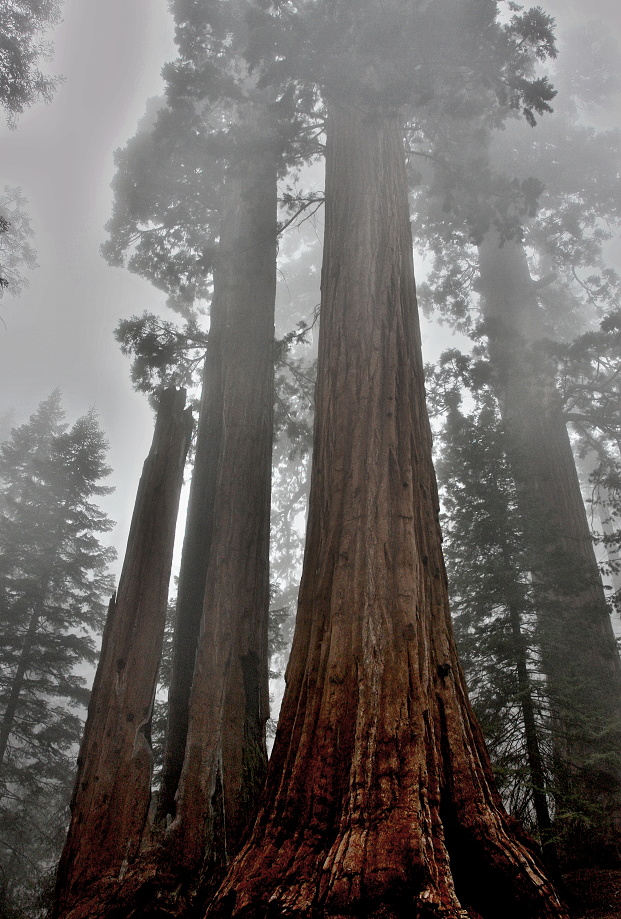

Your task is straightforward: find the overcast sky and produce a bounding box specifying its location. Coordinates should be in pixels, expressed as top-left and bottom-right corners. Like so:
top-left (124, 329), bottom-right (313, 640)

top-left (0, 0), bottom-right (177, 564)
top-left (0, 0), bottom-right (619, 576)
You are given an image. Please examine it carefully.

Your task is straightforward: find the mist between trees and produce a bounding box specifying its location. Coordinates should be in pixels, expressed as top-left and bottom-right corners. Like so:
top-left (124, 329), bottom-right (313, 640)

top-left (2, 1), bottom-right (621, 918)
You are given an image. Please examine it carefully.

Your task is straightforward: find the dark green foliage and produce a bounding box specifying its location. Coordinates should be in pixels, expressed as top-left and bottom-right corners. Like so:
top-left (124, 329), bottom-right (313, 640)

top-left (115, 312), bottom-right (208, 398)
top-left (0, 0), bottom-right (63, 127)
top-left (0, 392), bottom-right (115, 914)
top-left (102, 98), bottom-right (222, 316)
top-left (433, 368), bottom-right (551, 837)
top-left (431, 340), bottom-right (621, 858)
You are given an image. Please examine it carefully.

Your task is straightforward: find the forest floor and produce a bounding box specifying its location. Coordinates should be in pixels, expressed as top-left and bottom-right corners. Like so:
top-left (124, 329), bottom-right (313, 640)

top-left (563, 869), bottom-right (621, 918)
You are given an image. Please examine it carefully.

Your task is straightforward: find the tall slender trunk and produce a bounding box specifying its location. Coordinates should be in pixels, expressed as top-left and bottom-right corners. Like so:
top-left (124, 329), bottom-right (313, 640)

top-left (505, 593), bottom-right (556, 867)
top-left (209, 103), bottom-right (566, 919)
top-left (478, 233), bottom-right (621, 865)
top-left (166, 138), bottom-right (277, 876)
top-left (156, 300), bottom-right (226, 825)
top-left (0, 603), bottom-right (44, 767)
top-left (51, 120), bottom-right (280, 919)
top-left (52, 389), bottom-right (192, 919)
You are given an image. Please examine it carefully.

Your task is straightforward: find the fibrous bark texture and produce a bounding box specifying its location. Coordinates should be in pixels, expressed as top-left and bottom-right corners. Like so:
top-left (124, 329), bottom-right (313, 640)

top-left (166, 143), bottom-right (277, 874)
top-left (52, 388), bottom-right (192, 918)
top-left (478, 234), bottom-right (621, 865)
top-left (157, 300), bottom-right (226, 826)
top-left (209, 105), bottom-right (567, 919)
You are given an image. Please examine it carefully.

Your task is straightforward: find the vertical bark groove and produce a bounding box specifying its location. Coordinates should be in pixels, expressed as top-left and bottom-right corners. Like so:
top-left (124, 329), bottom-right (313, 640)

top-left (52, 388), bottom-right (192, 918)
top-left (157, 305), bottom-right (226, 825)
top-left (166, 139), bottom-right (277, 875)
top-left (208, 105), bottom-right (566, 919)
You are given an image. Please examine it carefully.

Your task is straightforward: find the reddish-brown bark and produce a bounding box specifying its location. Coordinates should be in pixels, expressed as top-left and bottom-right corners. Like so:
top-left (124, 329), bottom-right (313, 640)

top-left (156, 294), bottom-right (226, 826)
top-left (51, 124), bottom-right (280, 919)
top-left (52, 388), bottom-right (192, 919)
top-left (478, 234), bottom-right (621, 864)
top-left (164, 141), bottom-right (277, 874)
top-left (209, 104), bottom-right (567, 919)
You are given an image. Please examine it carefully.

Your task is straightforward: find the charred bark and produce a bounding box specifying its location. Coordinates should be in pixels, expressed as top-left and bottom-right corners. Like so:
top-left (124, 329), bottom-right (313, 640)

top-left (52, 388), bottom-right (192, 918)
top-left (478, 233), bottom-right (621, 866)
top-left (208, 104), bottom-right (566, 919)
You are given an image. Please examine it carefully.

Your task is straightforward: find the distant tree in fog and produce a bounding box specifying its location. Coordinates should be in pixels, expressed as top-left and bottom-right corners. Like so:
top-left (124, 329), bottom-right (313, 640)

top-left (0, 187), bottom-right (37, 297)
top-left (0, 391), bottom-right (115, 915)
top-left (0, 0), bottom-right (63, 128)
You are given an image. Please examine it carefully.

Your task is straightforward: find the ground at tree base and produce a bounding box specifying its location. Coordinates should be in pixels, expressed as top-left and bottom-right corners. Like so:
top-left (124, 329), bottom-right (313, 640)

top-left (562, 869), bottom-right (621, 919)
top-left (53, 867), bottom-right (621, 919)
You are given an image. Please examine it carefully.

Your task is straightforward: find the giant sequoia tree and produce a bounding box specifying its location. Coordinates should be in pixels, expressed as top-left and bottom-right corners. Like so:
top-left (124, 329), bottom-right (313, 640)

top-left (53, 389), bottom-right (192, 918)
top-left (55, 3), bottom-right (301, 911)
top-left (477, 233), bottom-right (621, 865)
top-left (212, 98), bottom-right (564, 919)
top-left (203, 3), bottom-right (568, 917)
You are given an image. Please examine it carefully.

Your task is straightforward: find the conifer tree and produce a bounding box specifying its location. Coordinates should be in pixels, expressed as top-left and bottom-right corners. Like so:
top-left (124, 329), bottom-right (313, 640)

top-left (411, 17), bottom-right (621, 864)
top-left (432, 370), bottom-right (556, 866)
top-left (208, 3), bottom-right (566, 917)
top-left (0, 187), bottom-right (37, 297)
top-left (0, 392), bottom-right (115, 910)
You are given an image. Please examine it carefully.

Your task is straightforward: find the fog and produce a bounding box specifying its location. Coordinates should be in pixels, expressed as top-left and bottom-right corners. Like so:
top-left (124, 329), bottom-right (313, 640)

top-left (0, 0), bottom-right (176, 563)
top-left (0, 0), bottom-right (619, 566)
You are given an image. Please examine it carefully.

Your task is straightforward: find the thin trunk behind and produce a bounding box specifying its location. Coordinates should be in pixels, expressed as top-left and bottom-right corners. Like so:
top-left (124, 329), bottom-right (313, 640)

top-left (52, 388), bottom-right (192, 918)
top-left (156, 306), bottom-right (226, 825)
top-left (478, 233), bottom-right (621, 865)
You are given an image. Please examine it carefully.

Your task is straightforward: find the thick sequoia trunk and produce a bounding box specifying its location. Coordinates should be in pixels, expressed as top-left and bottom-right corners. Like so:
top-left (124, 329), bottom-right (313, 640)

top-left (478, 234), bottom-right (621, 865)
top-left (156, 300), bottom-right (226, 825)
top-left (165, 143), bottom-right (277, 874)
top-left (209, 105), bottom-right (566, 919)
top-left (52, 388), bottom-right (192, 918)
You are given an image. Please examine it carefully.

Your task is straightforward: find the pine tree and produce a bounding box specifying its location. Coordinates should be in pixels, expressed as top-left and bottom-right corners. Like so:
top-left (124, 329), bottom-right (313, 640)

top-left (0, 391), bottom-right (115, 911)
top-left (432, 374), bottom-right (556, 866)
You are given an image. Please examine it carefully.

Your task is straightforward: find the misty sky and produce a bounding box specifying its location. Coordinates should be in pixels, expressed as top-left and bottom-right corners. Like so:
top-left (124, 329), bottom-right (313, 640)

top-left (0, 0), bottom-right (620, 574)
top-left (0, 0), bottom-right (177, 561)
